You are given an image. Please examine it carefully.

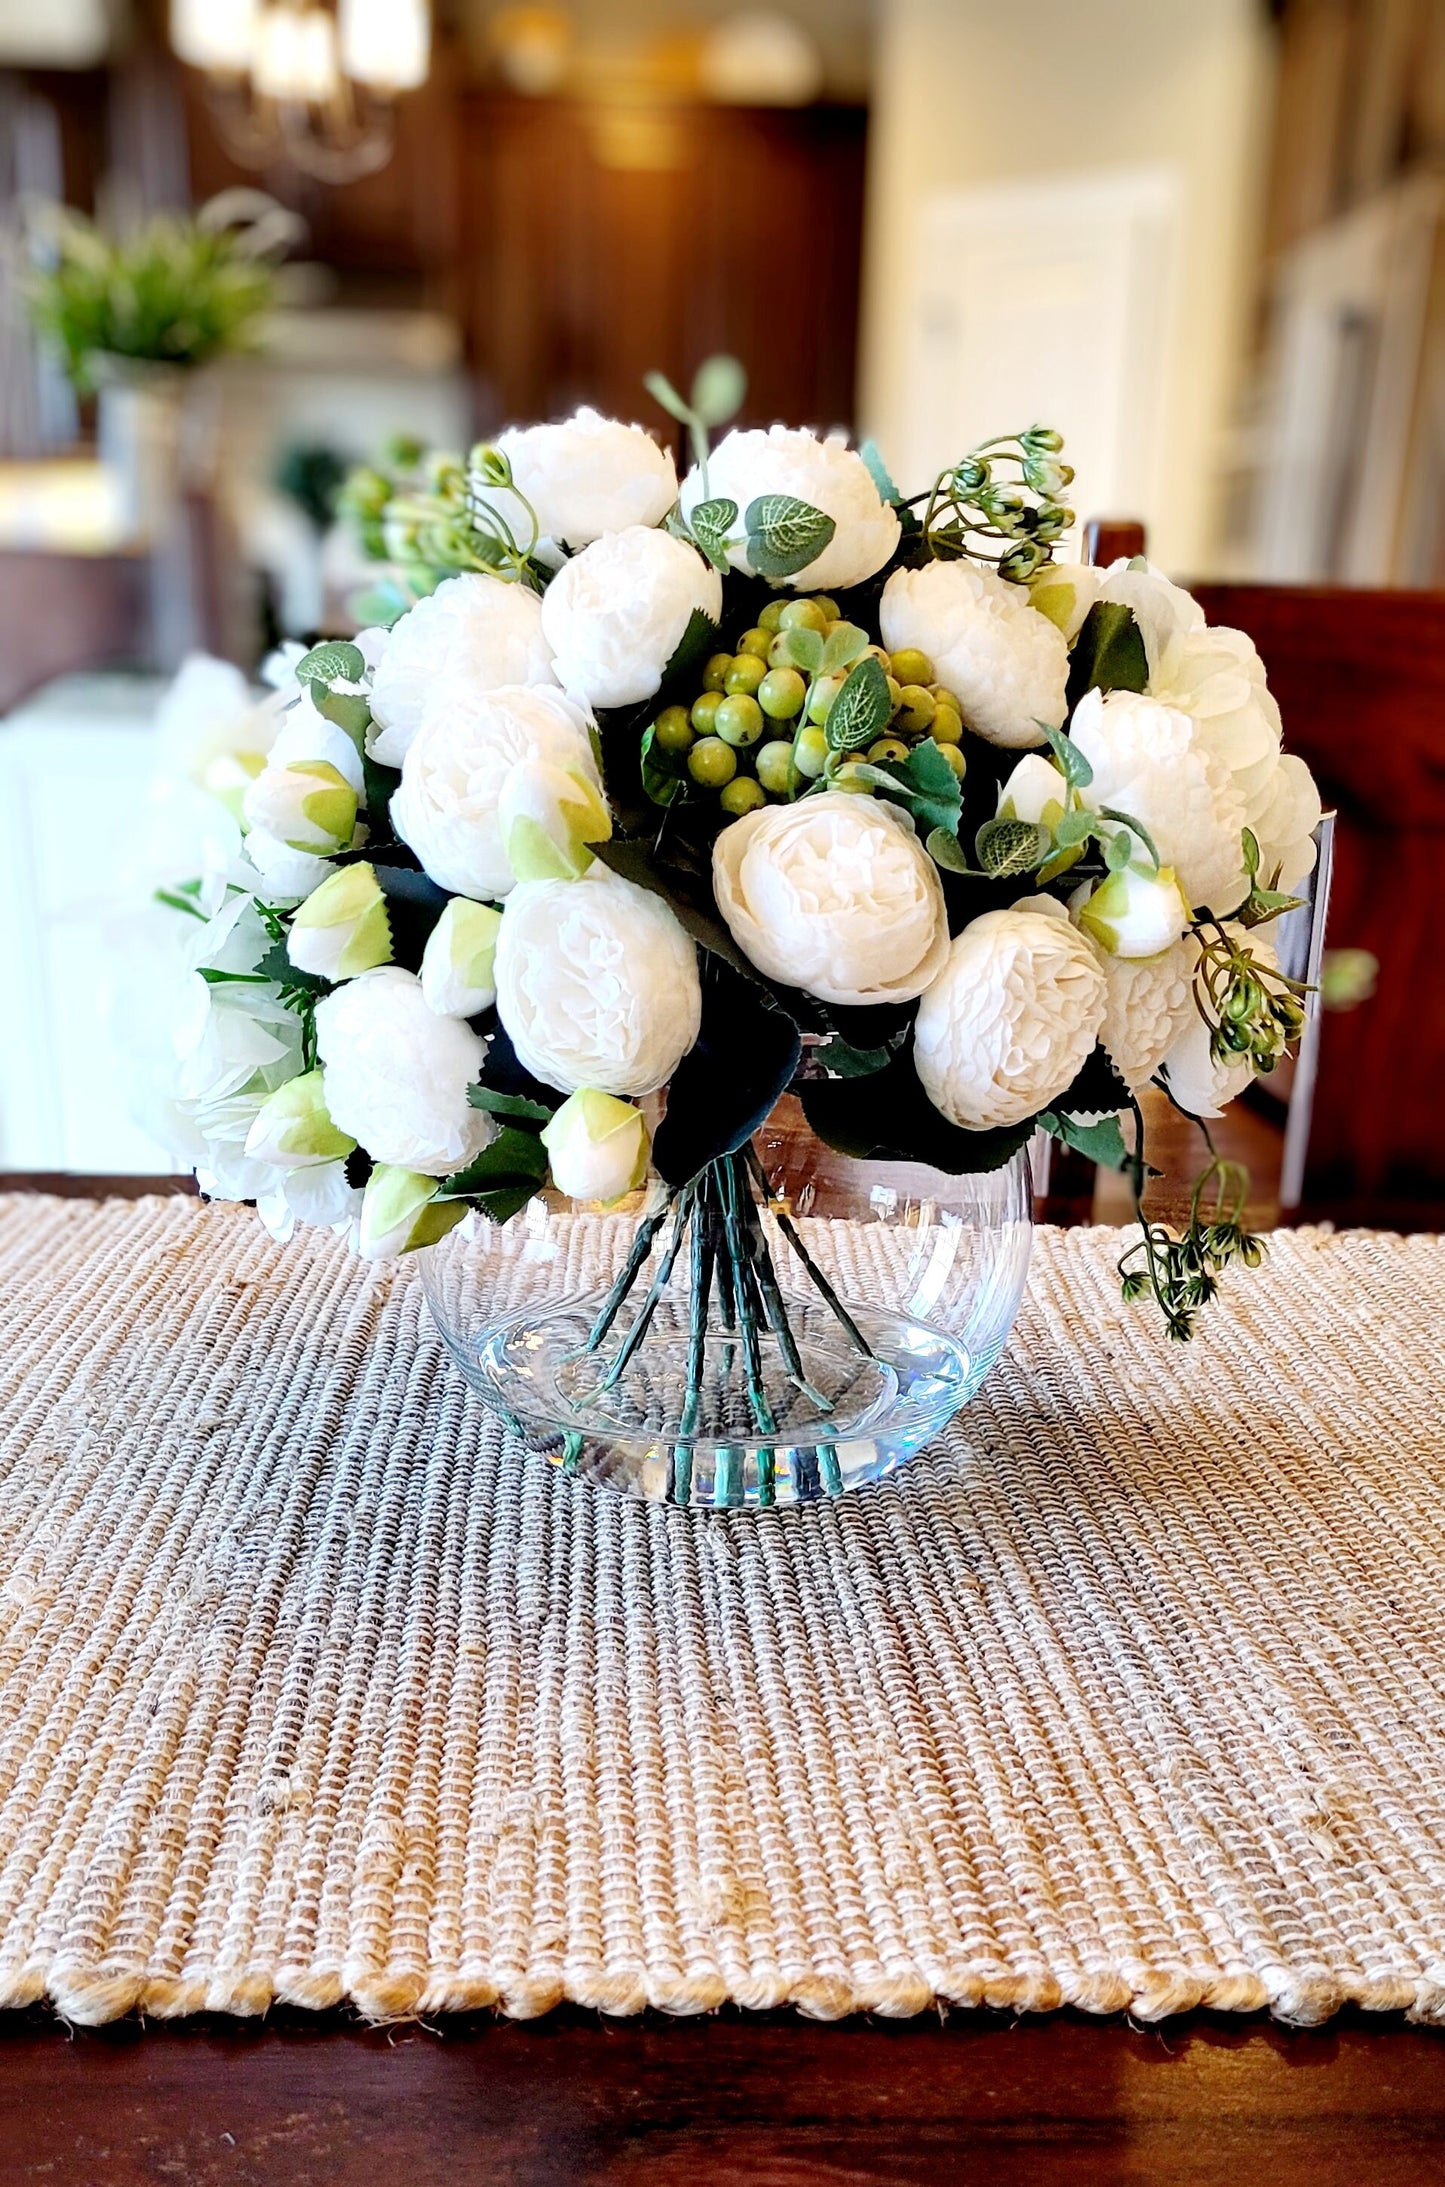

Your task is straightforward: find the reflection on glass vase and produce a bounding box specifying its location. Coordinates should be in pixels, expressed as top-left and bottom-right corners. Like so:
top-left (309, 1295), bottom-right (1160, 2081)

top-left (421, 1094), bottom-right (1033, 1507)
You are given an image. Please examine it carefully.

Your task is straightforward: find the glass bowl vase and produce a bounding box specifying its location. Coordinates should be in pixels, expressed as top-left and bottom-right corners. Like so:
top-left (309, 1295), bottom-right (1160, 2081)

top-left (420, 1094), bottom-right (1033, 1507)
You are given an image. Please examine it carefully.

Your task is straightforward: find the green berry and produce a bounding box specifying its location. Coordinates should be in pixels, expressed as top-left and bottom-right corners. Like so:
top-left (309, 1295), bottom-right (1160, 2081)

top-left (930, 705), bottom-right (963, 745)
top-left (758, 599), bottom-right (787, 633)
top-left (890, 648), bottom-right (934, 687)
top-left (929, 684), bottom-right (961, 711)
top-left (691, 690), bottom-right (723, 734)
top-left (758, 667), bottom-right (806, 720)
top-left (895, 684), bottom-right (935, 734)
top-left (810, 595), bottom-right (840, 622)
top-left (792, 726), bottom-right (829, 778)
top-left (868, 736), bottom-right (910, 763)
top-left (832, 761), bottom-right (873, 793)
top-left (934, 742), bottom-right (967, 778)
top-left (780, 599), bottom-right (828, 634)
top-left (653, 705), bottom-right (694, 754)
top-left (724, 654), bottom-right (766, 697)
top-left (701, 652), bottom-right (733, 693)
top-left (884, 675), bottom-right (903, 714)
top-left (756, 739), bottom-right (796, 794)
top-left (806, 673), bottom-right (844, 724)
top-left (720, 776), bottom-right (766, 817)
top-left (736, 627), bottom-right (772, 659)
top-left (688, 736), bottom-right (737, 788)
top-left (716, 693), bottom-right (764, 747)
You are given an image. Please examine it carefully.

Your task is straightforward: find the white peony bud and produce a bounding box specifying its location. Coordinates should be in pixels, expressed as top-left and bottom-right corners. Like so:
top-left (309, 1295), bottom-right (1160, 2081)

top-left (1070, 687), bottom-right (1250, 917)
top-left (358, 1165), bottom-right (468, 1259)
top-left (997, 752), bottom-right (1068, 827)
top-left (471, 408), bottom-right (678, 548)
top-left (391, 683), bottom-right (600, 900)
top-left (711, 791), bottom-right (949, 1007)
top-left (914, 896), bottom-right (1107, 1130)
top-left (243, 1068), bottom-right (357, 1168)
top-left (539, 526), bottom-right (722, 710)
top-left (541, 1088), bottom-right (650, 1203)
top-left (287, 862), bottom-right (393, 980)
top-left (880, 560), bottom-right (1069, 748)
top-left (367, 573), bottom-right (557, 767)
top-left (495, 866), bottom-right (701, 1096)
top-left (498, 755), bottom-right (612, 883)
top-left (314, 965), bottom-right (492, 1175)
top-left (420, 897), bottom-right (503, 1017)
top-left (242, 759), bottom-right (357, 855)
top-left (1098, 938), bottom-right (1199, 1091)
top-left (1072, 864), bottom-right (1190, 960)
top-left (678, 425), bottom-right (901, 592)
top-left (241, 826), bottom-right (335, 904)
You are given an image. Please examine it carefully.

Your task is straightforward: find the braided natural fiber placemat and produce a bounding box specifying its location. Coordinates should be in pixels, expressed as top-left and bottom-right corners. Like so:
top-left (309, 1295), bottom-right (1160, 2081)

top-left (1, 1192), bottom-right (1443, 2028)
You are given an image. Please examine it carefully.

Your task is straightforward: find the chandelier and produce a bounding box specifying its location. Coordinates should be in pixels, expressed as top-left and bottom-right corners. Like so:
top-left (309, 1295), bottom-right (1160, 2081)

top-left (170, 0), bottom-right (431, 184)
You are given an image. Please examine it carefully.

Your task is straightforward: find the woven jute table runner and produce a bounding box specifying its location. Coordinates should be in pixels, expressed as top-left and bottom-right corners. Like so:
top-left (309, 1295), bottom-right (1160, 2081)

top-left (1, 1193), bottom-right (1443, 2028)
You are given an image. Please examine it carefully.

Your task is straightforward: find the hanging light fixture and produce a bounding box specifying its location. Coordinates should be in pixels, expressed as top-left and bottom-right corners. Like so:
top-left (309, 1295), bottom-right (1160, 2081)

top-left (170, 0), bottom-right (430, 184)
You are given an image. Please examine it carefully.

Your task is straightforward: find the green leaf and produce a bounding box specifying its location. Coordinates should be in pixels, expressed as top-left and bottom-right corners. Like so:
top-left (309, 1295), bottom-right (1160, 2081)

top-left (640, 721), bottom-right (686, 808)
top-left (153, 883), bottom-right (207, 920)
top-left (294, 640), bottom-right (365, 687)
top-left (925, 825), bottom-right (972, 874)
top-left (1042, 719), bottom-right (1094, 791)
top-left (811, 1036), bottom-right (896, 1077)
top-left (1241, 826), bottom-right (1261, 879)
top-left (350, 579), bottom-right (412, 629)
top-left (468, 1180), bottom-right (546, 1226)
top-left (689, 353), bottom-right (747, 428)
top-left (689, 496), bottom-right (737, 560)
top-left (255, 939), bottom-right (328, 993)
top-left (824, 654), bottom-right (892, 752)
top-left (975, 817), bottom-right (1050, 879)
top-left (1065, 600), bottom-right (1148, 711)
top-left (467, 1086), bottom-right (556, 1122)
top-left (777, 624), bottom-right (824, 675)
top-left (1052, 808), bottom-right (1093, 847)
top-left (438, 1124), bottom-right (550, 1199)
top-left (196, 966), bottom-right (269, 985)
top-left (859, 438), bottom-right (903, 505)
top-left (744, 494), bottom-right (837, 581)
top-left (820, 621), bottom-right (870, 675)
top-left (1104, 830), bottom-right (1133, 872)
top-left (315, 689), bottom-right (372, 740)
top-left (801, 1043), bottom-right (1037, 1175)
top-left (659, 606), bottom-right (720, 692)
top-left (871, 736), bottom-right (964, 835)
top-left (1040, 1108), bottom-right (1129, 1169)
top-left (643, 369), bottom-right (692, 426)
top-left (1098, 805), bottom-right (1162, 870)
top-left (361, 752), bottom-right (400, 832)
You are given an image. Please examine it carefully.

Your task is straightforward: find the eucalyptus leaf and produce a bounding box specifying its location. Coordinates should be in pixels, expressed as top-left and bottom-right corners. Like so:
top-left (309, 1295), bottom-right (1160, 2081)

top-left (820, 621), bottom-right (870, 675)
top-left (1042, 718), bottom-right (1095, 791)
top-left (1104, 830), bottom-right (1133, 872)
top-left (642, 369), bottom-right (692, 425)
top-left (294, 639), bottom-right (364, 688)
top-left (824, 654), bottom-right (892, 752)
top-left (926, 825), bottom-right (972, 874)
top-left (689, 353), bottom-right (747, 428)
top-left (859, 438), bottom-right (903, 505)
top-left (744, 494), bottom-right (836, 582)
top-left (778, 624), bottom-right (824, 675)
top-left (1052, 808), bottom-right (1093, 848)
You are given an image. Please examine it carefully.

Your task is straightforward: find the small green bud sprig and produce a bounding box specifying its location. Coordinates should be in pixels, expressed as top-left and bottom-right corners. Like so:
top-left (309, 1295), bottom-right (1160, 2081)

top-left (1192, 914), bottom-right (1309, 1078)
top-left (337, 435), bottom-right (548, 609)
top-left (905, 427), bottom-right (1076, 582)
top-left (1117, 1130), bottom-right (1266, 1342)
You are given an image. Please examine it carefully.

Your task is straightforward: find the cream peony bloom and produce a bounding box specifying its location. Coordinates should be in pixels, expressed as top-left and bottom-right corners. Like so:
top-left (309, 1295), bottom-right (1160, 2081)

top-left (679, 425), bottom-right (901, 592)
top-left (1246, 751), bottom-right (1323, 891)
top-left (1070, 687), bottom-right (1250, 917)
top-left (540, 526), bottom-right (722, 710)
top-left (391, 683), bottom-right (599, 900)
top-left (495, 866), bottom-right (701, 1096)
top-left (471, 407), bottom-right (678, 547)
top-left (314, 965), bottom-right (492, 1175)
top-left (1160, 925), bottom-right (1279, 1118)
top-left (914, 897), bottom-right (1106, 1130)
top-left (879, 560), bottom-right (1069, 748)
top-left (367, 573), bottom-right (557, 767)
top-left (1098, 937), bottom-right (1199, 1091)
top-left (1040, 557), bottom-right (1204, 656)
top-left (712, 791), bottom-right (949, 1007)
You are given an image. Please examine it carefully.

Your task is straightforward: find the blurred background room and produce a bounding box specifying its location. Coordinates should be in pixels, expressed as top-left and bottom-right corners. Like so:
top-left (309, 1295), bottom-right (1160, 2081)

top-left (1, 0), bottom-right (1442, 1223)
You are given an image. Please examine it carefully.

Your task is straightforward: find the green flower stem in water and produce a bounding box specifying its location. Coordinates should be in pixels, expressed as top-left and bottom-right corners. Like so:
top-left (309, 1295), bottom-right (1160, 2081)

top-left (744, 1145), bottom-right (874, 1360)
top-left (585, 1192), bottom-right (677, 1353)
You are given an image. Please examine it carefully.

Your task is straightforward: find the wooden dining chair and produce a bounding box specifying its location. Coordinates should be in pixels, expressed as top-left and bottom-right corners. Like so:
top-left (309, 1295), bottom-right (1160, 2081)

top-left (1048, 518), bottom-right (1445, 1230)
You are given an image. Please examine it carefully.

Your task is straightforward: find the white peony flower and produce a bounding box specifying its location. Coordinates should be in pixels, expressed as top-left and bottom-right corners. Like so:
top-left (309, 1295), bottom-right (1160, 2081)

top-left (1040, 557), bottom-right (1204, 656)
top-left (1149, 622), bottom-right (1282, 808)
top-left (880, 560), bottom-right (1069, 748)
top-left (391, 683), bottom-right (599, 900)
top-left (1246, 751), bottom-right (1323, 891)
top-left (495, 866), bottom-right (701, 1096)
top-left (914, 896), bottom-right (1106, 1130)
top-left (256, 1158), bottom-right (363, 1244)
top-left (420, 898), bottom-right (502, 1017)
top-left (367, 573), bottom-right (557, 767)
top-left (679, 425), bottom-right (901, 592)
top-left (357, 1165), bottom-right (468, 1259)
top-left (1070, 687), bottom-right (1249, 917)
top-left (471, 407), bottom-right (678, 548)
top-left (1072, 864), bottom-right (1190, 960)
top-left (243, 1068), bottom-right (357, 1167)
top-left (541, 1088), bottom-right (650, 1203)
top-left (539, 526), bottom-right (722, 710)
top-left (1160, 926), bottom-right (1278, 1118)
top-left (997, 752), bottom-right (1068, 827)
top-left (712, 791), bottom-right (949, 1007)
top-left (315, 965), bottom-right (492, 1175)
top-left (287, 862), bottom-right (392, 981)
top-left (1098, 937), bottom-right (1199, 1091)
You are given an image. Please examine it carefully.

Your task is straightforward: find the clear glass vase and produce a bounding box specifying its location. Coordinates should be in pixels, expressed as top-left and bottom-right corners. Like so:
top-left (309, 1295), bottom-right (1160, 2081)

top-left (421, 1094), bottom-right (1033, 1507)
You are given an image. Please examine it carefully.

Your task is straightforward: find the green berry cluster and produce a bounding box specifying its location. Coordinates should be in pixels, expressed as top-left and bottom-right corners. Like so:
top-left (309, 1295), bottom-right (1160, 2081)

top-left (649, 595), bottom-right (969, 819)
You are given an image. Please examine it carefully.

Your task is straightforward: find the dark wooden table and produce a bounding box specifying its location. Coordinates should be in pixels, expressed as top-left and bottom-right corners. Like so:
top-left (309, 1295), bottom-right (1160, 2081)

top-left (3, 1177), bottom-right (1442, 2183)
